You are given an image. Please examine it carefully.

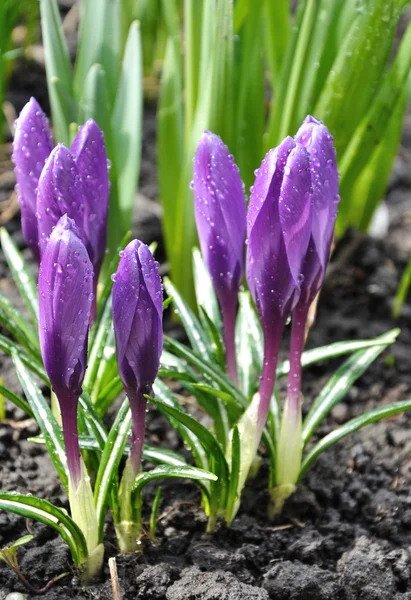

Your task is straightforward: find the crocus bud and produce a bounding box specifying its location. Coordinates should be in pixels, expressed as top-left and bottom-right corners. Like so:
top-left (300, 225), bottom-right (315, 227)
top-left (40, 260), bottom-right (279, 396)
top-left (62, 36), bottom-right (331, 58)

top-left (193, 131), bottom-right (246, 382)
top-left (112, 239), bottom-right (163, 473)
top-left (294, 116), bottom-right (340, 305)
top-left (247, 136), bottom-right (312, 422)
top-left (36, 145), bottom-right (86, 257)
top-left (13, 98), bottom-right (53, 260)
top-left (273, 118), bottom-right (340, 516)
top-left (38, 215), bottom-right (93, 485)
top-left (71, 120), bottom-right (109, 283)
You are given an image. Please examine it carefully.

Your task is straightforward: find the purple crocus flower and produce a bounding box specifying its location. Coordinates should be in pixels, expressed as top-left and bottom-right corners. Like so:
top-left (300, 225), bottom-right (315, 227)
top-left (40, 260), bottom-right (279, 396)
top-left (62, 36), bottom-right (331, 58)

top-left (246, 136), bottom-right (312, 426)
top-left (112, 240), bottom-right (163, 475)
top-left (38, 215), bottom-right (93, 487)
top-left (12, 97), bottom-right (53, 260)
top-left (285, 116), bottom-right (340, 412)
top-left (36, 124), bottom-right (109, 319)
top-left (273, 118), bottom-right (339, 514)
top-left (71, 120), bottom-right (109, 287)
top-left (36, 145), bottom-right (86, 257)
top-left (193, 131), bottom-right (246, 382)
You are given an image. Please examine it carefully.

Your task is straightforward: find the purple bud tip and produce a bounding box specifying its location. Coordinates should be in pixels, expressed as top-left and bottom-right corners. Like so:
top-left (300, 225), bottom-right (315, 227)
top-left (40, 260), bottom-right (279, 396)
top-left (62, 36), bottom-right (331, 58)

top-left (12, 98), bottom-right (53, 261)
top-left (294, 115), bottom-right (339, 304)
top-left (112, 239), bottom-right (163, 396)
top-left (193, 130), bottom-right (246, 307)
top-left (246, 136), bottom-right (313, 324)
top-left (37, 145), bottom-right (86, 257)
top-left (71, 119), bottom-right (109, 280)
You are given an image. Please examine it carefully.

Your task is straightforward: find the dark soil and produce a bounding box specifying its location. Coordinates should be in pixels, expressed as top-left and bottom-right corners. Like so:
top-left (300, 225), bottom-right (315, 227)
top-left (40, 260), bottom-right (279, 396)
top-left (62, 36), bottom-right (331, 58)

top-left (1, 65), bottom-right (411, 600)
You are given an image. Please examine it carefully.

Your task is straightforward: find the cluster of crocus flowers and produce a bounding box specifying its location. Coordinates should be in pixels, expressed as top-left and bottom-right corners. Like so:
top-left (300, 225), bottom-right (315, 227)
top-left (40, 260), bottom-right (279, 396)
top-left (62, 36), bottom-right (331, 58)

top-left (13, 98), bottom-right (111, 576)
top-left (13, 98), bottom-right (163, 569)
top-left (192, 116), bottom-right (339, 516)
top-left (13, 98), bottom-right (109, 320)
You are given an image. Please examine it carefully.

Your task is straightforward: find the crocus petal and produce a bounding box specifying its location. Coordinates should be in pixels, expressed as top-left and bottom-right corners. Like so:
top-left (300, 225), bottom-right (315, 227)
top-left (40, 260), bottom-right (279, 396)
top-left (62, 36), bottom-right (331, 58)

top-left (295, 115), bottom-right (340, 301)
top-left (193, 130), bottom-right (246, 305)
top-left (13, 98), bottom-right (53, 260)
top-left (246, 137), bottom-right (312, 321)
top-left (112, 240), bottom-right (163, 394)
top-left (71, 120), bottom-right (109, 277)
top-left (38, 215), bottom-right (93, 397)
top-left (37, 145), bottom-right (86, 256)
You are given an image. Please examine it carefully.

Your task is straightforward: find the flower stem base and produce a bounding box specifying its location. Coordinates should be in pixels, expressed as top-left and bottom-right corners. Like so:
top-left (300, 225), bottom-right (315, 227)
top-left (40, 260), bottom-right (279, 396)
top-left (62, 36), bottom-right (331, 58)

top-left (114, 521), bottom-right (142, 554)
top-left (78, 543), bottom-right (105, 585)
top-left (268, 483), bottom-right (296, 519)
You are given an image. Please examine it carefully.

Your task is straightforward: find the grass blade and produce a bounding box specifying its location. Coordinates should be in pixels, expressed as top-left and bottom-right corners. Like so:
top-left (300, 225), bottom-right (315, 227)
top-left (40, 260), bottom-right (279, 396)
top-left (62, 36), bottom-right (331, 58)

top-left (299, 399), bottom-right (411, 480)
top-left (0, 335), bottom-right (46, 382)
top-left (164, 277), bottom-right (213, 361)
top-left (94, 398), bottom-right (131, 540)
top-left (110, 21), bottom-right (143, 254)
top-left (132, 464), bottom-right (218, 497)
top-left (40, 0), bottom-right (74, 144)
top-left (393, 257), bottom-right (411, 319)
top-left (0, 384), bottom-right (32, 417)
top-left (0, 228), bottom-right (38, 323)
top-left (0, 491), bottom-right (87, 565)
top-left (302, 343), bottom-right (393, 445)
top-left (13, 353), bottom-right (68, 490)
top-left (0, 294), bottom-right (40, 355)
top-left (276, 329), bottom-right (400, 377)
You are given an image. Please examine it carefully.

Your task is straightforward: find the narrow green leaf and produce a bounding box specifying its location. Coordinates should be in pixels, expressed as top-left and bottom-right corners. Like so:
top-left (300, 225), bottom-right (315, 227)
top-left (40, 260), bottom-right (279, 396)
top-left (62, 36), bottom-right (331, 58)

top-left (277, 329), bottom-right (400, 377)
top-left (192, 384), bottom-right (236, 405)
top-left (2, 534), bottom-right (34, 555)
top-left (192, 247), bottom-right (222, 332)
top-left (299, 399), bottom-right (411, 480)
top-left (264, 0), bottom-right (290, 90)
top-left (198, 307), bottom-right (225, 369)
top-left (94, 398), bottom-right (130, 540)
top-left (40, 0), bottom-right (74, 144)
top-left (0, 228), bottom-right (38, 323)
top-left (148, 394), bottom-right (229, 481)
top-left (78, 392), bottom-right (108, 448)
top-left (132, 464), bottom-right (218, 497)
top-left (149, 486), bottom-right (162, 539)
top-left (349, 79), bottom-right (410, 233)
top-left (267, 0), bottom-right (318, 144)
top-left (111, 21), bottom-right (143, 252)
top-left (233, 0), bottom-right (265, 189)
top-left (74, 0), bottom-right (121, 105)
top-left (226, 425), bottom-right (240, 524)
top-left (315, 0), bottom-right (401, 154)
top-left (0, 335), bottom-right (46, 382)
top-left (94, 230), bottom-right (132, 334)
top-left (184, 0), bottom-right (202, 144)
top-left (13, 353), bottom-right (68, 490)
top-left (303, 343), bottom-right (393, 445)
top-left (235, 291), bottom-right (263, 398)
top-left (157, 35), bottom-right (184, 276)
top-left (84, 296), bottom-right (113, 392)
top-left (0, 491), bottom-right (88, 565)
top-left (337, 17), bottom-right (411, 234)
top-left (153, 380), bottom-right (210, 474)
top-left (0, 384), bottom-right (33, 417)
top-left (164, 277), bottom-right (213, 361)
top-left (30, 433), bottom-right (187, 468)
top-left (393, 257), bottom-right (411, 319)
top-left (188, 383), bottom-right (232, 451)
top-left (0, 294), bottom-right (40, 355)
top-left (163, 335), bottom-right (248, 408)
top-left (95, 375), bottom-right (123, 415)
top-left (78, 64), bottom-right (114, 158)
